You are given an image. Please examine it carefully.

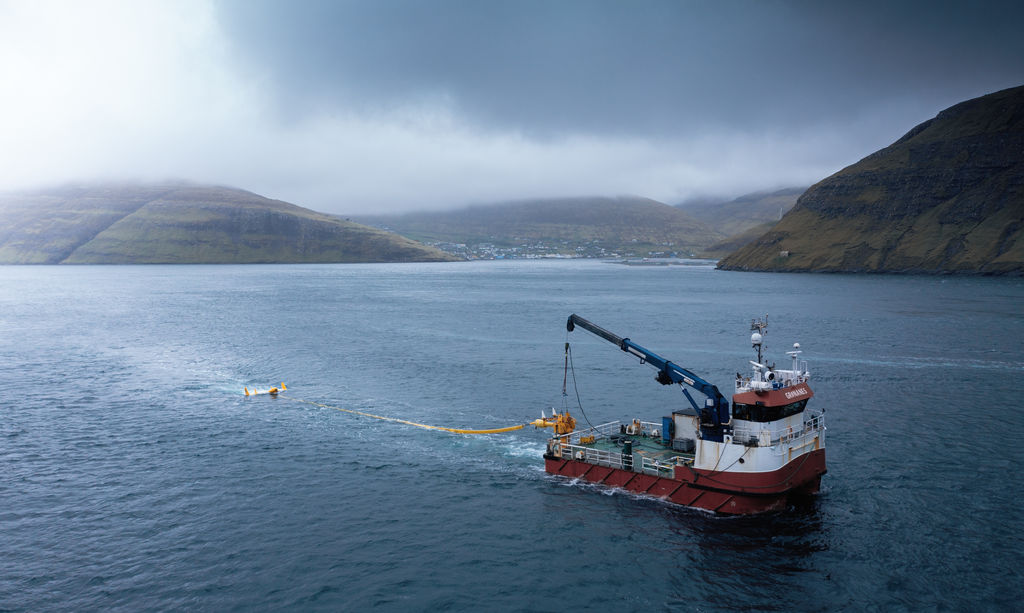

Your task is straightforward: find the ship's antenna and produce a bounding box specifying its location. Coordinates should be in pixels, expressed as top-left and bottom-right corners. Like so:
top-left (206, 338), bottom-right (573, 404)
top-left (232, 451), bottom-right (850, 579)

top-left (750, 315), bottom-right (768, 365)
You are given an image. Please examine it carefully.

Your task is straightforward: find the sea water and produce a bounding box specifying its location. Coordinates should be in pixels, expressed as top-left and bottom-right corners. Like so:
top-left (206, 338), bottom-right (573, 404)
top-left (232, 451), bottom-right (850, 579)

top-left (1, 261), bottom-right (1021, 611)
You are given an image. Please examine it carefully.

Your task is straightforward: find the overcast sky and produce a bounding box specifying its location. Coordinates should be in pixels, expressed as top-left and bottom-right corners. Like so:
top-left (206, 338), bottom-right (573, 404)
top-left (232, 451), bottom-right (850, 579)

top-left (1, 0), bottom-right (1022, 214)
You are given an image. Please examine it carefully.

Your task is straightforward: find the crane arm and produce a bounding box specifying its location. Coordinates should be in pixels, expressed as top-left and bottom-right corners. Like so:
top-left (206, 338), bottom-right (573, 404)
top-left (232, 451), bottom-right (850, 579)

top-left (566, 314), bottom-right (731, 439)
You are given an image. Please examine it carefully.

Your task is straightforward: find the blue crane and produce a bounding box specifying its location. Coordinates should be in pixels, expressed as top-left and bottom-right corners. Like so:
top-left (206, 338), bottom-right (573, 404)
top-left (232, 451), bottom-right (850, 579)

top-left (566, 314), bottom-right (732, 441)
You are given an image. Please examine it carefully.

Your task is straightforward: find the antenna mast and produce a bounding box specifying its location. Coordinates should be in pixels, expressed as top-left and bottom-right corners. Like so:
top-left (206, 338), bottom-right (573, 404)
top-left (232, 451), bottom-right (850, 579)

top-left (750, 316), bottom-right (768, 364)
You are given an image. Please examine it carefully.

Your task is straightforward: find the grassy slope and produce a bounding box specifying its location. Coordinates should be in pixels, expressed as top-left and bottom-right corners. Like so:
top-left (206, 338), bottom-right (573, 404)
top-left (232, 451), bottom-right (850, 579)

top-left (359, 196), bottom-right (724, 253)
top-left (0, 183), bottom-right (456, 264)
top-left (718, 85), bottom-right (1024, 274)
top-left (0, 185), bottom-right (174, 263)
top-left (677, 187), bottom-right (805, 237)
top-left (699, 221), bottom-right (778, 259)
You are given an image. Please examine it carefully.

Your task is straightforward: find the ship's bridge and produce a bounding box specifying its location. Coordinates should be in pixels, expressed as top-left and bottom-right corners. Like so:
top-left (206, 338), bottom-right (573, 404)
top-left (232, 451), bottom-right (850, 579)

top-left (736, 342), bottom-right (809, 395)
top-left (732, 339), bottom-right (813, 423)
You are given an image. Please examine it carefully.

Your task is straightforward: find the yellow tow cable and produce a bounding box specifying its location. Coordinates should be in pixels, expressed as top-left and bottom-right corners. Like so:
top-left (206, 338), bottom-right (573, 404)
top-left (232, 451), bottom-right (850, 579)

top-left (274, 394), bottom-right (528, 434)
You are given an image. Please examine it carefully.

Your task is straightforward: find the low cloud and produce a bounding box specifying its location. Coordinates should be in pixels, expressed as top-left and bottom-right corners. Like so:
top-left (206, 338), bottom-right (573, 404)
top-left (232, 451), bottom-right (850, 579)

top-left (1, 1), bottom-right (1021, 214)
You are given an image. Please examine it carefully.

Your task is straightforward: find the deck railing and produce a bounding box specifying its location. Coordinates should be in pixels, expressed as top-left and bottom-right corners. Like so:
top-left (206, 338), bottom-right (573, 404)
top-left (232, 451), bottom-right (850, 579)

top-left (554, 418), bottom-right (694, 477)
top-left (558, 441), bottom-right (627, 470)
top-left (555, 421), bottom-right (620, 445)
top-left (640, 454), bottom-right (692, 476)
top-left (556, 412), bottom-right (824, 450)
top-left (552, 413), bottom-right (824, 474)
top-left (555, 419), bottom-right (664, 444)
top-left (731, 410), bottom-right (826, 448)
top-left (557, 441), bottom-right (692, 476)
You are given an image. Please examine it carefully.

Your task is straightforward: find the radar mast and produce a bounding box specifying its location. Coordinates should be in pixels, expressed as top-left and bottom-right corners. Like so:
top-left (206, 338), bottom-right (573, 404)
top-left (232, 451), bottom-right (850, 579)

top-left (750, 316), bottom-right (768, 364)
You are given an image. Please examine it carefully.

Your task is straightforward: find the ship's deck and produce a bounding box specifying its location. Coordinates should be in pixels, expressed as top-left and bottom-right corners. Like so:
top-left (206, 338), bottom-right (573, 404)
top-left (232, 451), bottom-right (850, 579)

top-left (576, 431), bottom-right (694, 464)
top-left (551, 421), bottom-right (698, 476)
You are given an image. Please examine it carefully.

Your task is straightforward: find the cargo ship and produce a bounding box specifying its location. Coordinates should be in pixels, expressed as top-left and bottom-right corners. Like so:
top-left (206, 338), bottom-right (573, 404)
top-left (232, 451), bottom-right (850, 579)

top-left (541, 314), bottom-right (826, 515)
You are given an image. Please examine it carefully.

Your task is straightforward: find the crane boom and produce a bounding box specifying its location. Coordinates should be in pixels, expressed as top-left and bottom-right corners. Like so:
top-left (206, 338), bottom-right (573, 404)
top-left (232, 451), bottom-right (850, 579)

top-left (566, 313), bottom-right (731, 440)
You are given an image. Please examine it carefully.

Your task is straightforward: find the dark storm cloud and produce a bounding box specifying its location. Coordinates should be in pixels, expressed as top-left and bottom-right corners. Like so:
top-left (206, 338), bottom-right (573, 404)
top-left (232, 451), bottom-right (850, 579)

top-left (215, 0), bottom-right (1024, 138)
top-left (4, 1), bottom-right (1022, 214)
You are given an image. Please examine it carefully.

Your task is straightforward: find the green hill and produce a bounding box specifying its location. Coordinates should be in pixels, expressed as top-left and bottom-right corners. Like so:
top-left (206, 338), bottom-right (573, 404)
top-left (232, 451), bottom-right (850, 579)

top-left (677, 187), bottom-right (805, 237)
top-left (699, 221), bottom-right (778, 259)
top-left (357, 196), bottom-right (723, 257)
top-left (718, 85), bottom-right (1024, 274)
top-left (0, 183), bottom-right (456, 264)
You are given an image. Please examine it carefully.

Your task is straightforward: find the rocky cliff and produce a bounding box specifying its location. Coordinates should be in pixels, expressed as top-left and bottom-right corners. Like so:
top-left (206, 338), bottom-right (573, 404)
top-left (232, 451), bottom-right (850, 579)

top-left (718, 85), bottom-right (1024, 274)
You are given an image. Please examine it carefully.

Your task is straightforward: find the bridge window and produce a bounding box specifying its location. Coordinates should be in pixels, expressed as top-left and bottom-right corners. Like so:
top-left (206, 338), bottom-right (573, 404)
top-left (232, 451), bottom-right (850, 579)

top-left (732, 399), bottom-right (807, 422)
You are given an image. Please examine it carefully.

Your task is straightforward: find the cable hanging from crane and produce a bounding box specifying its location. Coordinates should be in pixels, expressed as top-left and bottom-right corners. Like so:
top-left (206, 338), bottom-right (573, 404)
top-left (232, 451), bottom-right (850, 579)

top-left (563, 341), bottom-right (596, 430)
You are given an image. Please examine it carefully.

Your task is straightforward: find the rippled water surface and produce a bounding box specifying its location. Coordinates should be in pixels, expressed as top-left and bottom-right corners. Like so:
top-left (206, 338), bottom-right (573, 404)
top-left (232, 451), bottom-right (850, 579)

top-left (1, 261), bottom-right (1022, 611)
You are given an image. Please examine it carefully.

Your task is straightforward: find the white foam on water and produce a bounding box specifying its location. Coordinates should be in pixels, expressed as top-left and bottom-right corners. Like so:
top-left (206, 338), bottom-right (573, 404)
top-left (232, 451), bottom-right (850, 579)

top-left (500, 438), bottom-right (547, 459)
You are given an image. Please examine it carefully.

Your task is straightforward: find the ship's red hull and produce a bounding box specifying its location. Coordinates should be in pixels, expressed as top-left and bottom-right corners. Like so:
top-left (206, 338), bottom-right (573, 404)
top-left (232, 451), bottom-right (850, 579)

top-left (544, 449), bottom-right (826, 515)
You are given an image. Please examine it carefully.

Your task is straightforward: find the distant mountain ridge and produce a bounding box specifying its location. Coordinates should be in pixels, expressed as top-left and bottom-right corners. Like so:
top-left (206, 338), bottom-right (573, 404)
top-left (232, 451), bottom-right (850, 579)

top-left (719, 85), bottom-right (1024, 274)
top-left (0, 183), bottom-right (456, 264)
top-left (357, 196), bottom-right (724, 257)
top-left (677, 187), bottom-right (805, 237)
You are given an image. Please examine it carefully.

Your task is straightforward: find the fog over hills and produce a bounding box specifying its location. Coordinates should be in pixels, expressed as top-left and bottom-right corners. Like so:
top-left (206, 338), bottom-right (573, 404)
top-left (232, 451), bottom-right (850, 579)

top-left (677, 188), bottom-right (805, 237)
